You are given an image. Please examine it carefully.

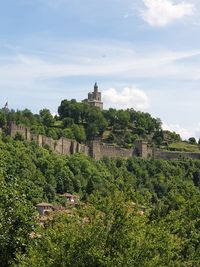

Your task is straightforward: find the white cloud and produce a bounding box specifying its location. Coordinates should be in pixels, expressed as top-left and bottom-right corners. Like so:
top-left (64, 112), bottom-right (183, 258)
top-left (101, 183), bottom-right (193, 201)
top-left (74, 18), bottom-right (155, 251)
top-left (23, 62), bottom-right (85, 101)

top-left (141, 0), bottom-right (194, 27)
top-left (162, 121), bottom-right (200, 140)
top-left (102, 87), bottom-right (149, 110)
top-left (1, 41), bottom-right (200, 84)
top-left (162, 122), bottom-right (193, 139)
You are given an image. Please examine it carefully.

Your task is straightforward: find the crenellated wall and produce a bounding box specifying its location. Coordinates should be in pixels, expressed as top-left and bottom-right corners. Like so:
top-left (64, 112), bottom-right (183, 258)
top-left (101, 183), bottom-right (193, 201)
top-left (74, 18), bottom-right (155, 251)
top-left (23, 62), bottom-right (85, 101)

top-left (153, 149), bottom-right (200, 160)
top-left (134, 140), bottom-right (152, 159)
top-left (99, 143), bottom-right (133, 160)
top-left (8, 122), bottom-right (31, 140)
top-left (54, 138), bottom-right (64, 154)
top-left (42, 136), bottom-right (56, 150)
top-left (9, 122), bottom-right (90, 157)
top-left (8, 122), bottom-right (200, 161)
top-left (88, 141), bottom-right (101, 160)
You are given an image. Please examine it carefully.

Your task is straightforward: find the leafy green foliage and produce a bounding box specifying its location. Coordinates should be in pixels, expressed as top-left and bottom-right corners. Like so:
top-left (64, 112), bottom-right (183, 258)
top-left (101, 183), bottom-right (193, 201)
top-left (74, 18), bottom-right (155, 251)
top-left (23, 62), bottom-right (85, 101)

top-left (0, 121), bottom-right (199, 266)
top-left (39, 109), bottom-right (54, 127)
top-left (15, 190), bottom-right (200, 267)
top-left (2, 98), bottom-right (186, 149)
top-left (0, 176), bottom-right (37, 267)
top-left (188, 137), bottom-right (197, 145)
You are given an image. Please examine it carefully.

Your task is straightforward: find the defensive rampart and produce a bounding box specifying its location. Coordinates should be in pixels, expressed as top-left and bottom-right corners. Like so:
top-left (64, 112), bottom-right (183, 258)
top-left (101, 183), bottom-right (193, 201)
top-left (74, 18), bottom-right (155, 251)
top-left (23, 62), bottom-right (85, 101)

top-left (8, 122), bottom-right (145, 159)
top-left (90, 142), bottom-right (133, 160)
top-left (153, 149), bottom-right (200, 160)
top-left (8, 122), bottom-right (200, 161)
top-left (8, 122), bottom-right (90, 157)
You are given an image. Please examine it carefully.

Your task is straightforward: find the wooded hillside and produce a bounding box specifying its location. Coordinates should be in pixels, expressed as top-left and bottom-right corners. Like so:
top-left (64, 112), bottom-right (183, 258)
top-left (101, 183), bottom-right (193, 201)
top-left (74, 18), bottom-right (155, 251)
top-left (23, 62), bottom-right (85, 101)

top-left (0, 100), bottom-right (166, 148)
top-left (0, 134), bottom-right (199, 266)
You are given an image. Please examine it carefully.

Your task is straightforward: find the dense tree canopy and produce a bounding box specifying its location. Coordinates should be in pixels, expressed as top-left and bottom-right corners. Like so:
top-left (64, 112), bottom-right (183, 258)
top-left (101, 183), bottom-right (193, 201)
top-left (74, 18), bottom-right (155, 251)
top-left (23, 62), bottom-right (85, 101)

top-left (0, 132), bottom-right (199, 266)
top-left (0, 101), bottom-right (200, 266)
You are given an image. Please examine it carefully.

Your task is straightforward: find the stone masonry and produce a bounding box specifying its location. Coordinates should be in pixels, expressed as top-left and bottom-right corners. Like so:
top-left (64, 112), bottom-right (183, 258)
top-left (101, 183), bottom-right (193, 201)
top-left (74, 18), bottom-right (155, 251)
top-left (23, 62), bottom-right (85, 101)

top-left (85, 82), bottom-right (103, 110)
top-left (8, 122), bottom-right (200, 161)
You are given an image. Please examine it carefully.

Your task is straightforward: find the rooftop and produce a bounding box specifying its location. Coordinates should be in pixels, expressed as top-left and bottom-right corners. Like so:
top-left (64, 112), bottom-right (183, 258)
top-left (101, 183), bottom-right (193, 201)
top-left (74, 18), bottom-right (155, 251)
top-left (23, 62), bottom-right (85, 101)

top-left (36, 203), bottom-right (53, 207)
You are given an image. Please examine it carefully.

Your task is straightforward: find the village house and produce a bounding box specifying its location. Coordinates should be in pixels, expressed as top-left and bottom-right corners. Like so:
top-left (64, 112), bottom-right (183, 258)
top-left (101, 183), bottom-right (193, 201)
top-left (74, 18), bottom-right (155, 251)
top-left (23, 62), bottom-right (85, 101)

top-left (62, 193), bottom-right (76, 203)
top-left (36, 203), bottom-right (53, 215)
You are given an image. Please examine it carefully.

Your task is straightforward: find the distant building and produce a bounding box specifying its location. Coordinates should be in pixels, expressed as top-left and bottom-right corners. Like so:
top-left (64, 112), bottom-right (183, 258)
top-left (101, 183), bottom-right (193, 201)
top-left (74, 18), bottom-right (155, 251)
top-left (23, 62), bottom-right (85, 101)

top-left (85, 82), bottom-right (103, 110)
top-left (36, 203), bottom-right (53, 215)
top-left (62, 193), bottom-right (76, 203)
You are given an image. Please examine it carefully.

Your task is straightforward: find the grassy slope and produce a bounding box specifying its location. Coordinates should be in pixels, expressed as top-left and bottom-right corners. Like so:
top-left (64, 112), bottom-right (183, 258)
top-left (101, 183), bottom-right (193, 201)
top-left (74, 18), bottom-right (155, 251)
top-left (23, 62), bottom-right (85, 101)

top-left (162, 142), bottom-right (200, 153)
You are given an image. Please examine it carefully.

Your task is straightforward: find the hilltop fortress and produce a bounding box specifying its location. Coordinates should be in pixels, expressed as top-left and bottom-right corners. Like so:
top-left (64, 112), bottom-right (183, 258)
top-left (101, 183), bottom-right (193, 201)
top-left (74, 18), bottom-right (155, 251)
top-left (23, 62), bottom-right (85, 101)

top-left (8, 122), bottom-right (200, 161)
top-left (8, 121), bottom-right (149, 160)
top-left (4, 83), bottom-right (200, 161)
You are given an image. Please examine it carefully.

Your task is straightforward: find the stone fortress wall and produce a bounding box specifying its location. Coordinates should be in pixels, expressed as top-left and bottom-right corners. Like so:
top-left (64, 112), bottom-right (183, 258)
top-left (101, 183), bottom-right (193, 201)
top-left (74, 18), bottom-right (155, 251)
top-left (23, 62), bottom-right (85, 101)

top-left (8, 122), bottom-right (200, 161)
top-left (8, 122), bottom-right (136, 159)
top-left (8, 122), bottom-right (90, 157)
top-left (153, 149), bottom-right (200, 160)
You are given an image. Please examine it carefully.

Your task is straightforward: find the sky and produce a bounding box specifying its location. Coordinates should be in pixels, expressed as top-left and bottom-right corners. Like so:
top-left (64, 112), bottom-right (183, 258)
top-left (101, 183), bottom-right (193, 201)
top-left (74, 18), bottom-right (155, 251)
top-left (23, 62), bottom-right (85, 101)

top-left (1, 0), bottom-right (200, 139)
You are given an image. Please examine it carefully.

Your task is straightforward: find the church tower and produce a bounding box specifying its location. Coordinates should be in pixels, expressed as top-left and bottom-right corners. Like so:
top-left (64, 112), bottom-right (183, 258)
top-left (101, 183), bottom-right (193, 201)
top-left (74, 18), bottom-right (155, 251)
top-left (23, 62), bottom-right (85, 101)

top-left (87, 82), bottom-right (103, 110)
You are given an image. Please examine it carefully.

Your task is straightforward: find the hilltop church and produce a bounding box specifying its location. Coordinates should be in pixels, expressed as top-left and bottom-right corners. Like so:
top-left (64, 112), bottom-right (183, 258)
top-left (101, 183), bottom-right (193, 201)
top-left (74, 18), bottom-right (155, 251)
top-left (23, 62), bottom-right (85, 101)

top-left (85, 82), bottom-right (103, 110)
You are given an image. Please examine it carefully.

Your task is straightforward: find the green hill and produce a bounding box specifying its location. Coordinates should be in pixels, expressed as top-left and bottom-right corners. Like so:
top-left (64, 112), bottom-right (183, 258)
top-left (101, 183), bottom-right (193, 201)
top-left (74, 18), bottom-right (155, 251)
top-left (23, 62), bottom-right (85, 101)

top-left (0, 101), bottom-right (200, 266)
top-left (0, 99), bottom-right (183, 149)
top-left (0, 134), bottom-right (199, 266)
